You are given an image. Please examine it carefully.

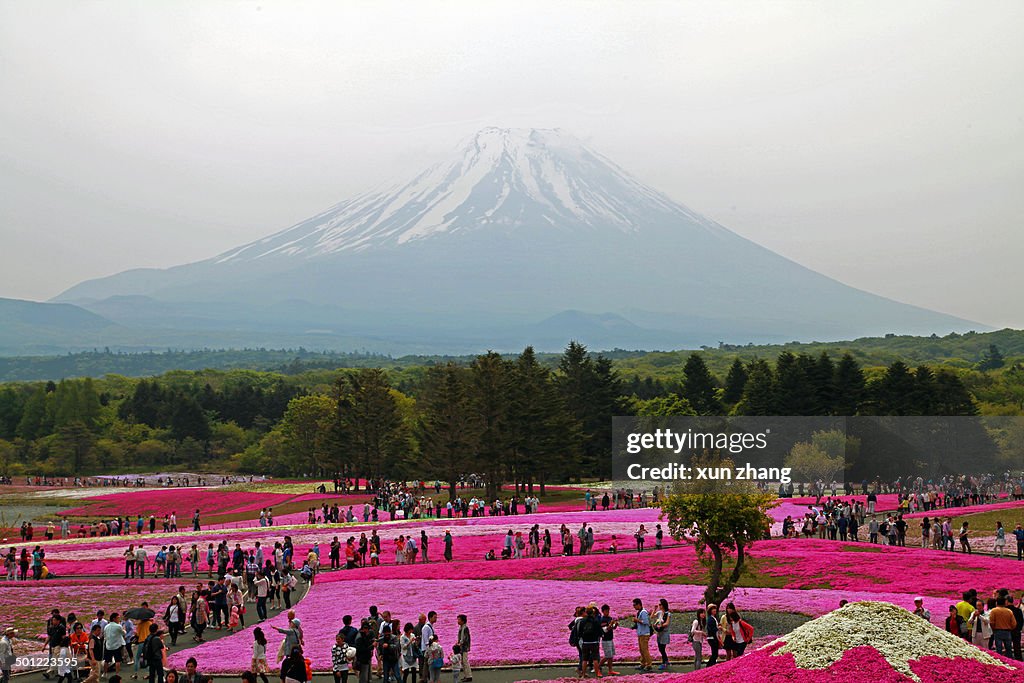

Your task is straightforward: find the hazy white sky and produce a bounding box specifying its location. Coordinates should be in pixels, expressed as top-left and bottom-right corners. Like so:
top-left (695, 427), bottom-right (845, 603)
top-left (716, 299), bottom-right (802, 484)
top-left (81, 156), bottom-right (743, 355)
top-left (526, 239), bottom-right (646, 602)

top-left (1, 1), bottom-right (1022, 327)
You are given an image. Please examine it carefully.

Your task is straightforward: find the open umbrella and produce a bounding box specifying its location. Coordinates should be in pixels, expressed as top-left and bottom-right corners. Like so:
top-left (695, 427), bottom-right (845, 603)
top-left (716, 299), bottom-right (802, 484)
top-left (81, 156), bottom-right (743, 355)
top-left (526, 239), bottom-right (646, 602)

top-left (124, 607), bottom-right (155, 621)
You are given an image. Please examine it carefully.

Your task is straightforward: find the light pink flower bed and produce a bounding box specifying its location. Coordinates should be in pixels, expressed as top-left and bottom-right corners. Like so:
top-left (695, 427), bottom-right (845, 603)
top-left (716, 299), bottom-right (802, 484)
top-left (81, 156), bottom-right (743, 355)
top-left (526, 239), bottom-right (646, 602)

top-left (36, 509), bottom-right (667, 575)
top-left (168, 578), bottom-right (930, 672)
top-left (747, 539), bottom-right (1024, 596)
top-left (310, 538), bottom-right (1023, 599)
top-left (58, 488), bottom-right (300, 518)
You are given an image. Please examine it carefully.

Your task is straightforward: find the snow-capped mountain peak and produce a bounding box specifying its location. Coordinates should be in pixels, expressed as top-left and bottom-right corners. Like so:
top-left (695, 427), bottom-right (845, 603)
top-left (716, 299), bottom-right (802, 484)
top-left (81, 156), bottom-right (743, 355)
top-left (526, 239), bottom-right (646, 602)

top-left (213, 127), bottom-right (708, 263)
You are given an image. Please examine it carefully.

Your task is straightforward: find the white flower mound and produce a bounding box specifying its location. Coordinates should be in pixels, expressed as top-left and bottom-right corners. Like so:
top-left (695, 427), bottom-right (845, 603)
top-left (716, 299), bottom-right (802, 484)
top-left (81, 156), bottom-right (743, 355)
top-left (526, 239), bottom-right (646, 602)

top-left (769, 601), bottom-right (1011, 681)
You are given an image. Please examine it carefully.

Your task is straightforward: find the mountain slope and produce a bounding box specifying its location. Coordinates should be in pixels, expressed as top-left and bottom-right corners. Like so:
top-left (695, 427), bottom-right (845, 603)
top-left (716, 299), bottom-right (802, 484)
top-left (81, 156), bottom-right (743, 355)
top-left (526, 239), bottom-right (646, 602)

top-left (53, 127), bottom-right (984, 350)
top-left (0, 298), bottom-right (118, 355)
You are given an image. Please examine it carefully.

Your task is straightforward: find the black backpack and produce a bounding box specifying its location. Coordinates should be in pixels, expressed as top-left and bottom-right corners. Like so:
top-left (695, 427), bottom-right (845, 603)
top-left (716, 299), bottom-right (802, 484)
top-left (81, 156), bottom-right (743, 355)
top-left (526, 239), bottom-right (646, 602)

top-left (139, 635), bottom-right (157, 668)
top-left (568, 619), bottom-right (580, 647)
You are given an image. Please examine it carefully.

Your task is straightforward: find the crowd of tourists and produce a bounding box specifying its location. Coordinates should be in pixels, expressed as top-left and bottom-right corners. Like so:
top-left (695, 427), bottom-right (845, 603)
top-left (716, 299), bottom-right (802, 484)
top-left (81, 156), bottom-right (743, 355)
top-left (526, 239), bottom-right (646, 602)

top-left (566, 596), bottom-right (755, 676)
top-left (938, 588), bottom-right (1024, 659)
top-left (779, 496), bottom-right (1024, 559)
top-left (781, 473), bottom-right (1021, 503)
top-left (13, 511), bottom-right (204, 544)
top-left (3, 476), bottom-right (255, 489)
top-left (582, 488), bottom-right (662, 512)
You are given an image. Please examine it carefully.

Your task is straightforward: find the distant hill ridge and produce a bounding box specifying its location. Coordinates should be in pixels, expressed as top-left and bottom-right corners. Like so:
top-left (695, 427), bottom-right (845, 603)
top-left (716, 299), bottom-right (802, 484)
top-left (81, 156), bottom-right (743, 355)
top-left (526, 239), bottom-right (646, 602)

top-left (0, 327), bottom-right (1019, 382)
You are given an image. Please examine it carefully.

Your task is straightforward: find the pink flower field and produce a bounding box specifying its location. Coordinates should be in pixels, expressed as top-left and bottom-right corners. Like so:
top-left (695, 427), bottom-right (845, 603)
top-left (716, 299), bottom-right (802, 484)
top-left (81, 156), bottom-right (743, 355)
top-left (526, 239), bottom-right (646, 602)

top-left (9, 481), bottom-right (1024, 680)
top-left (167, 578), bottom-right (931, 672)
top-left (0, 578), bottom-right (182, 653)
top-left (34, 507), bottom-right (669, 575)
top-left (520, 643), bottom-right (1024, 683)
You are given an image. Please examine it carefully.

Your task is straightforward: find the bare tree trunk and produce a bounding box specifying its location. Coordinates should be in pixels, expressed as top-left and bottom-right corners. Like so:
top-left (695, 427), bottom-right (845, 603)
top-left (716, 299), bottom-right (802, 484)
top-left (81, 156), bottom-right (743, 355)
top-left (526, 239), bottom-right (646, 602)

top-left (705, 544), bottom-right (724, 606)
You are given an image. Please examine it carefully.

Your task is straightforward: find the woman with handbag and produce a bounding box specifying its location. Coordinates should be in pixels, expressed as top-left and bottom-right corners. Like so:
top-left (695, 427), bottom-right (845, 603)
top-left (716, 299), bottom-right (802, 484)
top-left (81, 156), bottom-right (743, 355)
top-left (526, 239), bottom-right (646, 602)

top-left (652, 599), bottom-right (671, 671)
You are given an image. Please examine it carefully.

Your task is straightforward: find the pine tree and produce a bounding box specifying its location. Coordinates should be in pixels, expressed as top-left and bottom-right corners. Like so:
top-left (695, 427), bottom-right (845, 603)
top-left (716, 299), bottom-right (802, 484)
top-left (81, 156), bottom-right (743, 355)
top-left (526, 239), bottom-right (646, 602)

top-left (509, 348), bottom-right (578, 492)
top-left (469, 351), bottom-right (513, 499)
top-left (774, 352), bottom-right (813, 415)
top-left (17, 387), bottom-right (51, 440)
top-left (734, 360), bottom-right (775, 415)
top-left (56, 421), bottom-right (95, 473)
top-left (681, 353), bottom-right (723, 415)
top-left (932, 370), bottom-right (978, 415)
top-left (722, 358), bottom-right (748, 405)
top-left (912, 366), bottom-right (937, 415)
top-left (418, 363), bottom-right (478, 500)
top-left (869, 361), bottom-right (917, 415)
top-left (976, 344), bottom-right (1006, 371)
top-left (0, 387), bottom-right (25, 440)
top-left (335, 369), bottom-right (407, 481)
top-left (811, 352), bottom-right (836, 415)
top-left (833, 354), bottom-right (865, 416)
top-left (169, 393), bottom-right (211, 443)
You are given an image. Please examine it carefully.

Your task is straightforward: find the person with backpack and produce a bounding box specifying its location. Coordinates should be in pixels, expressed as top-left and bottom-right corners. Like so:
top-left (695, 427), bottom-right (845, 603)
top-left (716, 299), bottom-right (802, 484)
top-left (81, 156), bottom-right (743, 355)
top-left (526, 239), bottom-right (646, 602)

top-left (283, 572), bottom-right (298, 609)
top-left (131, 605), bottom-right (154, 678)
top-left (377, 625), bottom-right (400, 683)
top-left (578, 606), bottom-right (603, 678)
top-left (568, 606), bottom-right (585, 676)
top-left (142, 626), bottom-right (166, 683)
top-left (280, 646), bottom-right (308, 683)
top-left (353, 621), bottom-right (375, 683)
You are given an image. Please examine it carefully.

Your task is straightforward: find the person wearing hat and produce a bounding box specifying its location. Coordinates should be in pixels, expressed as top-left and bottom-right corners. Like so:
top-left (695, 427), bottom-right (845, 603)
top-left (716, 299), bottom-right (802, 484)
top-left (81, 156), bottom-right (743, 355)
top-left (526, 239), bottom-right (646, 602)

top-left (1, 627), bottom-right (17, 683)
top-left (705, 604), bottom-right (720, 667)
top-left (271, 619), bottom-right (303, 662)
top-left (912, 597), bottom-right (931, 620)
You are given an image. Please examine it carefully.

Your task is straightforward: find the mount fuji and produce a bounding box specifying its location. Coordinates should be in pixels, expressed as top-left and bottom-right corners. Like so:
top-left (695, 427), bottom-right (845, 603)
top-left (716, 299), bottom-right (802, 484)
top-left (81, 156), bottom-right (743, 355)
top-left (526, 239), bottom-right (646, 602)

top-left (53, 127), bottom-right (981, 353)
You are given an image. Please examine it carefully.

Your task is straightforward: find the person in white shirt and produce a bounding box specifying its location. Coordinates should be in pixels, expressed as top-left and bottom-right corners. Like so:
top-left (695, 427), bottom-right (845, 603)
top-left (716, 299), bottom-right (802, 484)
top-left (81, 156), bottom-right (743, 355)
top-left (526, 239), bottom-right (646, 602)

top-left (102, 614), bottom-right (127, 674)
top-left (420, 611), bottom-right (438, 680)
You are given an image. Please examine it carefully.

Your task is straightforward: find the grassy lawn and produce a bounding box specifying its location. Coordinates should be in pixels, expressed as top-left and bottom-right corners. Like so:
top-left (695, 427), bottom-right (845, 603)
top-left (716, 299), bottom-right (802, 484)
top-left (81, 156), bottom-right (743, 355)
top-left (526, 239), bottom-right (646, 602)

top-left (949, 509), bottom-right (1024, 535)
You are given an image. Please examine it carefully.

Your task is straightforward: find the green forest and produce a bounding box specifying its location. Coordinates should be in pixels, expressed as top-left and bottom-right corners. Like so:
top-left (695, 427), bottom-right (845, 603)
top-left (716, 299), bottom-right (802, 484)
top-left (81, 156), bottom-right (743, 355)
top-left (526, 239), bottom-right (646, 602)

top-left (1, 333), bottom-right (1022, 485)
top-left (1, 327), bottom-right (1022, 382)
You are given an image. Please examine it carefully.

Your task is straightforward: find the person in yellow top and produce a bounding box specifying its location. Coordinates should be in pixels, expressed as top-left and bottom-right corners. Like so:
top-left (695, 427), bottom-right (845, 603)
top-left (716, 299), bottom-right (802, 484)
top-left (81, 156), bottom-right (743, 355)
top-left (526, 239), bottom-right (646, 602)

top-left (956, 591), bottom-right (976, 624)
top-left (132, 606), bottom-right (154, 680)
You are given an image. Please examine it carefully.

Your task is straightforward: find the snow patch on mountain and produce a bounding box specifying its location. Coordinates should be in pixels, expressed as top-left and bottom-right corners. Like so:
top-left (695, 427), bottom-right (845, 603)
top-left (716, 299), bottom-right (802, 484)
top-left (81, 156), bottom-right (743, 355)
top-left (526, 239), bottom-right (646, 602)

top-left (213, 127), bottom-right (724, 263)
